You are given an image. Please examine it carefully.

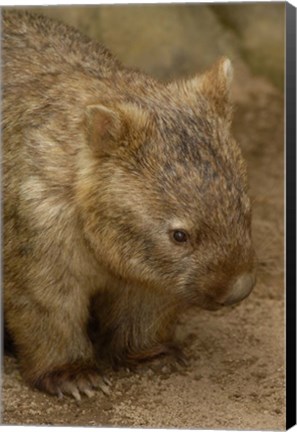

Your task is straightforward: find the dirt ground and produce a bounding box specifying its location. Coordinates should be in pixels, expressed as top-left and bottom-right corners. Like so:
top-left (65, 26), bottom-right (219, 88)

top-left (1, 66), bottom-right (285, 428)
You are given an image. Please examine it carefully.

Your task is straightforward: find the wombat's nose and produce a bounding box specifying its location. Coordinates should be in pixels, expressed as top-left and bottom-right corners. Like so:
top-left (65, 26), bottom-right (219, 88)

top-left (223, 272), bottom-right (256, 306)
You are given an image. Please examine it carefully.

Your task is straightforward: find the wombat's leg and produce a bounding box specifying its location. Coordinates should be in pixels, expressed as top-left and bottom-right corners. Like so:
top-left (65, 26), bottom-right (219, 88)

top-left (5, 288), bottom-right (109, 399)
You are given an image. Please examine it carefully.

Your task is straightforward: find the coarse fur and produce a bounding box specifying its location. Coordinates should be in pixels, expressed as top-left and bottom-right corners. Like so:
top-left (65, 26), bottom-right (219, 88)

top-left (3, 9), bottom-right (256, 397)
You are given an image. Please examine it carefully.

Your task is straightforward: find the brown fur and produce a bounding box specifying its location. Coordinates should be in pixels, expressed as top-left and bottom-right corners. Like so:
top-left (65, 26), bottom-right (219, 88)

top-left (3, 10), bottom-right (256, 397)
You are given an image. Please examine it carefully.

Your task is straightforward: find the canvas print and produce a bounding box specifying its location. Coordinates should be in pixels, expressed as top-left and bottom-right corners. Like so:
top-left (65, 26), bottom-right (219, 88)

top-left (2, 2), bottom-right (288, 429)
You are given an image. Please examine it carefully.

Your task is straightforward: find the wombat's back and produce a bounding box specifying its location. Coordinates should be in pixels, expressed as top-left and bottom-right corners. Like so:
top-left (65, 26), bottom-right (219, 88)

top-left (2, 9), bottom-right (120, 86)
top-left (2, 9), bottom-right (121, 190)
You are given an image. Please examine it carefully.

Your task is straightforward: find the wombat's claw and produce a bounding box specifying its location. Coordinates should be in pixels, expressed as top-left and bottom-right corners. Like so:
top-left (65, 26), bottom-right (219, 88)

top-left (103, 376), bottom-right (112, 386)
top-left (89, 375), bottom-right (111, 396)
top-left (99, 382), bottom-right (110, 396)
top-left (83, 388), bottom-right (95, 398)
top-left (76, 373), bottom-right (111, 398)
top-left (175, 351), bottom-right (189, 367)
top-left (72, 388), bottom-right (81, 401)
top-left (166, 344), bottom-right (188, 367)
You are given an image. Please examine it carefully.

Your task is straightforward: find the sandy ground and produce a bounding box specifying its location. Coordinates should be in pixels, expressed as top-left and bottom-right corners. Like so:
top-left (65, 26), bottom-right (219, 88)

top-left (1, 74), bottom-right (285, 429)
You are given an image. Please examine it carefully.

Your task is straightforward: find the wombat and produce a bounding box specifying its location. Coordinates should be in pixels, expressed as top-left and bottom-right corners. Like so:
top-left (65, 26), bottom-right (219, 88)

top-left (3, 9), bottom-right (256, 399)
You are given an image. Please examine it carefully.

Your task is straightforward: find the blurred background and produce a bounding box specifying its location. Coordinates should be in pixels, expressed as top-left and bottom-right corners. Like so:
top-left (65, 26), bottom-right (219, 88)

top-left (3, 4), bottom-right (286, 429)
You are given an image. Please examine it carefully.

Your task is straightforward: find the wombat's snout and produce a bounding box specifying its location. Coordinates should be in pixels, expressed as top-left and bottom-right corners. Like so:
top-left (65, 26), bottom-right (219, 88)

top-left (222, 272), bottom-right (256, 306)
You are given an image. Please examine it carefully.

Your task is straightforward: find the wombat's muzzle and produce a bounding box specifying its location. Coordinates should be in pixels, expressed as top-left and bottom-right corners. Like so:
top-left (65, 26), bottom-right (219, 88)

top-left (222, 272), bottom-right (256, 306)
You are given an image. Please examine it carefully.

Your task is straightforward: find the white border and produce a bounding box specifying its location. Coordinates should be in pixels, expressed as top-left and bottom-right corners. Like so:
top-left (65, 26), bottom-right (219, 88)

top-left (1, 1), bottom-right (294, 432)
top-left (0, 0), bottom-right (293, 5)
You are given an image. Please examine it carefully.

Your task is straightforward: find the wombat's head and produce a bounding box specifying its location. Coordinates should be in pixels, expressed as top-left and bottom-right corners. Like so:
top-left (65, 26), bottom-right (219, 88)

top-left (78, 58), bottom-right (256, 311)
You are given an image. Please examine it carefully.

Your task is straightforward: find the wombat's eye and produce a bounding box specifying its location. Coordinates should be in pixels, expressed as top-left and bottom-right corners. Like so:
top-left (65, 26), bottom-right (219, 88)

top-left (172, 230), bottom-right (189, 244)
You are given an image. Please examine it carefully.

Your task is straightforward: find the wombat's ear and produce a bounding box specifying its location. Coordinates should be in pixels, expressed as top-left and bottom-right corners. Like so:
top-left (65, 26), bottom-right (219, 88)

top-left (171, 57), bottom-right (233, 121)
top-left (85, 103), bottom-right (150, 156)
top-left (199, 57), bottom-right (233, 120)
top-left (85, 104), bottom-right (123, 156)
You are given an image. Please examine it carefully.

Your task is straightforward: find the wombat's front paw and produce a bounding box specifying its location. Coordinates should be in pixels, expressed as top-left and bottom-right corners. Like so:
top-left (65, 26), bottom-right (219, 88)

top-left (34, 363), bottom-right (110, 400)
top-left (148, 343), bottom-right (189, 373)
top-left (164, 343), bottom-right (189, 367)
top-left (128, 342), bottom-right (188, 371)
